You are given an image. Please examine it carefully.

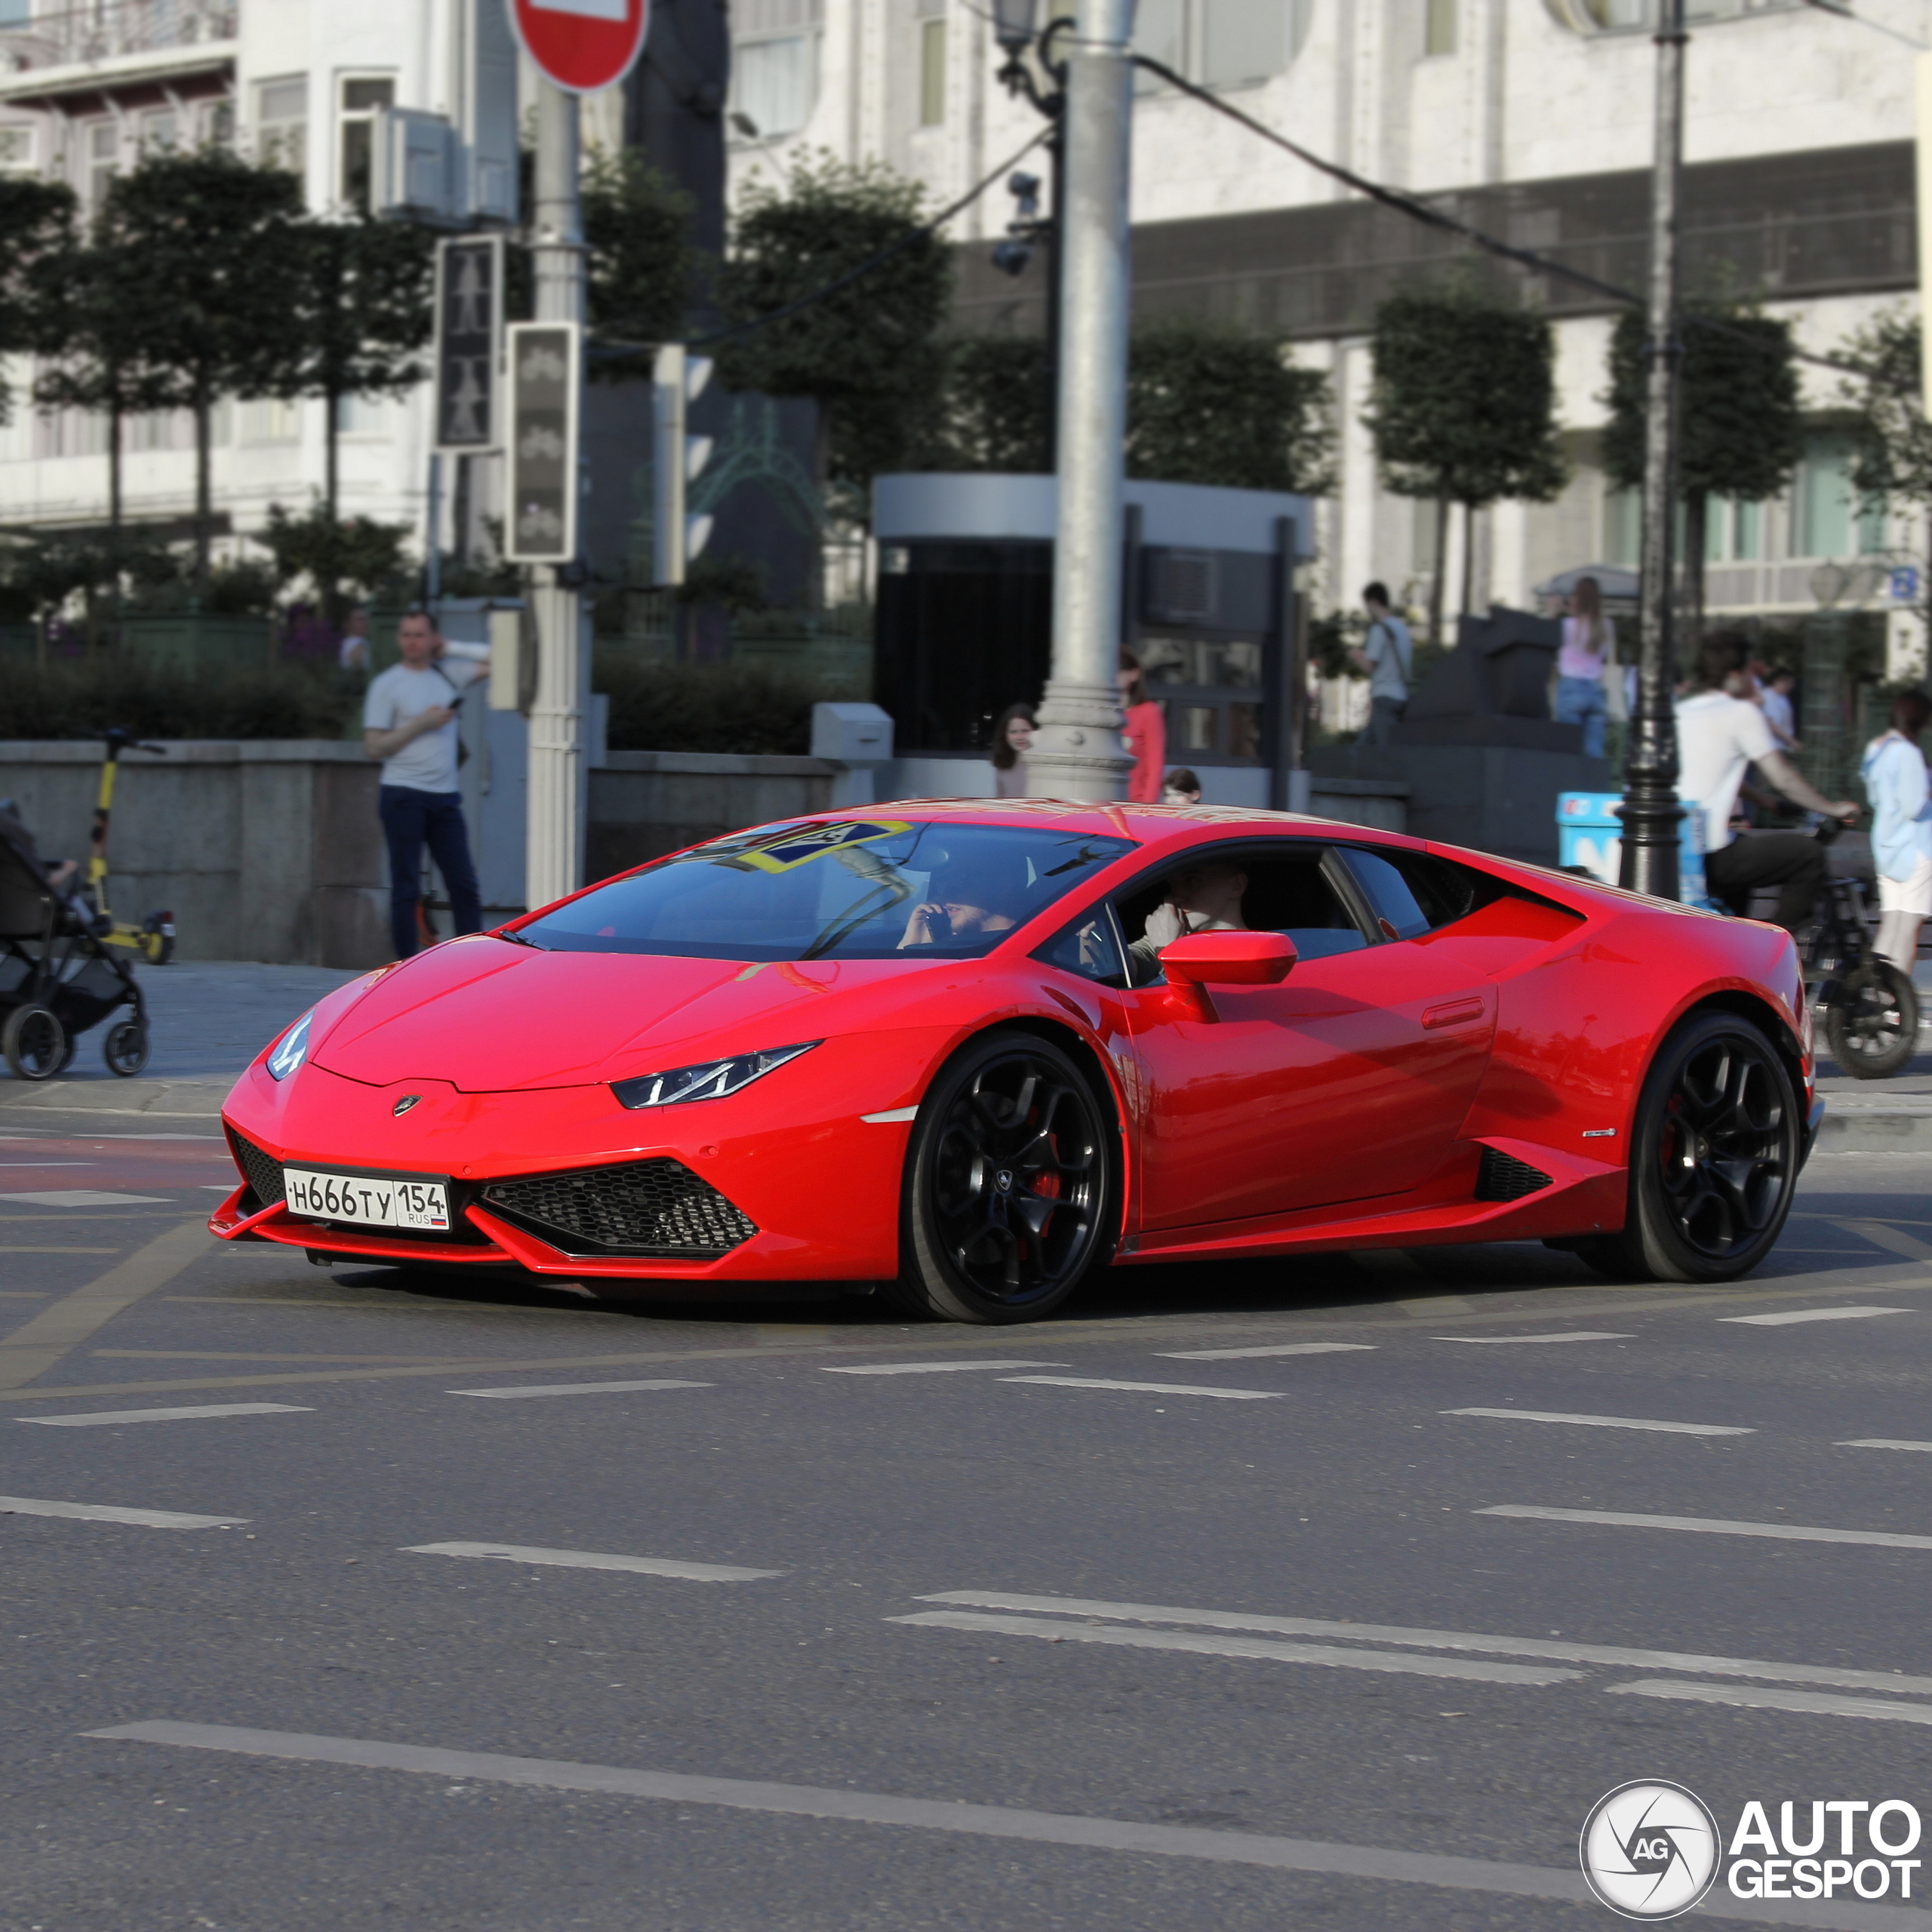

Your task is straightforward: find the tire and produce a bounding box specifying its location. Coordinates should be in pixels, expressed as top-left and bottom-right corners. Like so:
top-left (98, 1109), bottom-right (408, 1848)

top-left (103, 1018), bottom-right (150, 1078)
top-left (1579, 1010), bottom-right (1801, 1284)
top-left (3, 1004), bottom-right (69, 1083)
top-left (889, 1030), bottom-right (1115, 1324)
top-left (1823, 962), bottom-right (1918, 1080)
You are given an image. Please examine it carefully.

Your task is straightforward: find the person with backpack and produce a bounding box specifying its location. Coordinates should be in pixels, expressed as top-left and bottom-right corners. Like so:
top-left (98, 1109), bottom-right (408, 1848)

top-left (1350, 582), bottom-right (1414, 745)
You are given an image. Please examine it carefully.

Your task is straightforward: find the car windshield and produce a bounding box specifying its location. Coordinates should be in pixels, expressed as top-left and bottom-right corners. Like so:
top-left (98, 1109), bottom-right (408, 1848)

top-left (517, 820), bottom-right (1137, 962)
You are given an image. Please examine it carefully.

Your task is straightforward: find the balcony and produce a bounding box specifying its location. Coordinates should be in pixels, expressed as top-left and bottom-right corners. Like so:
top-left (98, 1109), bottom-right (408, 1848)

top-left (0, 0), bottom-right (237, 93)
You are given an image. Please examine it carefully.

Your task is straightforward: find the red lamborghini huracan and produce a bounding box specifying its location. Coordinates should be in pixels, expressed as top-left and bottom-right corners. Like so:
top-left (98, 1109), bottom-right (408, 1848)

top-left (211, 801), bottom-right (1820, 1324)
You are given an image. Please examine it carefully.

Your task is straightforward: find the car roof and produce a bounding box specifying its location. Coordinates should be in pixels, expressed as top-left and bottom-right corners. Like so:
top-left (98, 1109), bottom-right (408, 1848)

top-left (803, 797), bottom-right (1418, 852)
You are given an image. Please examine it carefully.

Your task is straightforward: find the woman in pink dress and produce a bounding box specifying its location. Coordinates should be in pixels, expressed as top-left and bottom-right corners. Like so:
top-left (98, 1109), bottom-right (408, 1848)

top-left (1117, 652), bottom-right (1166, 804)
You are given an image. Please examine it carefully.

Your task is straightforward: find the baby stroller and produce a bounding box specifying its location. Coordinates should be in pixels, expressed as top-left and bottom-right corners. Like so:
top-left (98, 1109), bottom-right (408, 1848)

top-left (0, 811), bottom-right (149, 1081)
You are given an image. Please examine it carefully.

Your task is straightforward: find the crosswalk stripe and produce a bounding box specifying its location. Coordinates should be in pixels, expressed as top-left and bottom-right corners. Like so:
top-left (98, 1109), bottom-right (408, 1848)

top-left (1000, 1377), bottom-right (1281, 1401)
top-left (0, 1494), bottom-right (245, 1528)
top-left (403, 1543), bottom-right (782, 1581)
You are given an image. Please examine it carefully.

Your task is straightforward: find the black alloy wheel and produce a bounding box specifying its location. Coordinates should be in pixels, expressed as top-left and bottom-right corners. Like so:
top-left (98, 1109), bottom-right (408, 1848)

top-left (2, 1004), bottom-right (69, 1083)
top-left (893, 1030), bottom-right (1114, 1324)
top-left (103, 1018), bottom-right (150, 1078)
top-left (1573, 1011), bottom-right (1800, 1284)
top-left (1824, 962), bottom-right (1918, 1081)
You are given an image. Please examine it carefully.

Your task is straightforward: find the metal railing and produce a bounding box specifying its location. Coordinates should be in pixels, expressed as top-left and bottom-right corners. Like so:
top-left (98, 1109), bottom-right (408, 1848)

top-left (0, 0), bottom-right (238, 71)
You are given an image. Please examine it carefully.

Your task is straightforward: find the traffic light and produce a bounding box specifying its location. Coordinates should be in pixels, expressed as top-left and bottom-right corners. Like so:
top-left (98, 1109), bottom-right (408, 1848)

top-left (652, 343), bottom-right (715, 587)
top-left (504, 321), bottom-right (580, 565)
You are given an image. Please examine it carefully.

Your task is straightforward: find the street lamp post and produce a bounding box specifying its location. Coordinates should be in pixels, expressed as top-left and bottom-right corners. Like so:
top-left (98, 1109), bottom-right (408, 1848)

top-left (1619, 0), bottom-right (1688, 899)
top-left (1024, 0), bottom-right (1137, 803)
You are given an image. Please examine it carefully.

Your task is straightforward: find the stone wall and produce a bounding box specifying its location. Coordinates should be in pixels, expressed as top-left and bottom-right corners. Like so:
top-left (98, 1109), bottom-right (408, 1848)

top-left (587, 751), bottom-right (837, 881)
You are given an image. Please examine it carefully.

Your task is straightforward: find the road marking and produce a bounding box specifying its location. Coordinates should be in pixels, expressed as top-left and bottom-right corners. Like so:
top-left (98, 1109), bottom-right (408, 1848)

top-left (0, 1495), bottom-right (245, 1528)
top-left (1155, 1343), bottom-right (1377, 1361)
top-left (18, 1403), bottom-right (312, 1427)
top-left (1435, 1332), bottom-right (1633, 1346)
top-left (448, 1379), bottom-right (713, 1399)
top-left (1720, 1306), bottom-right (1910, 1326)
top-left (404, 1542), bottom-right (782, 1581)
top-left (0, 1218), bottom-right (211, 1392)
top-left (1444, 1407), bottom-right (1750, 1437)
top-left (1839, 1438), bottom-right (1932, 1454)
top-left (83, 1723), bottom-right (1617, 1912)
top-left (0, 1247), bottom-right (118, 1255)
top-left (824, 1360), bottom-right (1068, 1375)
top-left (891, 1611), bottom-right (1583, 1686)
top-left (1608, 1680), bottom-right (1932, 1727)
top-left (1000, 1377), bottom-right (1283, 1401)
top-left (860, 1107), bottom-right (918, 1124)
top-left (96, 1350), bottom-right (451, 1363)
top-left (1477, 1504), bottom-right (1932, 1552)
top-left (915, 1591), bottom-right (1932, 1696)
top-left (0, 1190), bottom-right (172, 1208)
top-left (1833, 1219), bottom-right (1932, 1263)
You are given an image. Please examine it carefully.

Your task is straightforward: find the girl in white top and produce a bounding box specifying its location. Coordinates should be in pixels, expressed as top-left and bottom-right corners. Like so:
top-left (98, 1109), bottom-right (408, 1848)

top-left (989, 704), bottom-right (1035, 800)
top-left (1860, 689), bottom-right (1932, 974)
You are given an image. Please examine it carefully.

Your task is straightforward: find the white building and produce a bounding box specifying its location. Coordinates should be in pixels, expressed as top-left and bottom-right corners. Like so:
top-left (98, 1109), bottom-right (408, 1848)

top-left (0, 0), bottom-right (629, 569)
top-left (721, 0), bottom-right (1928, 672)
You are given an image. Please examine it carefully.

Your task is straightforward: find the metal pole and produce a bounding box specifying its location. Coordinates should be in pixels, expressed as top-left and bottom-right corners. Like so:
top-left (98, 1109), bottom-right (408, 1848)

top-left (1618, 0), bottom-right (1687, 900)
top-left (1028, 0), bottom-right (1136, 803)
top-left (1043, 113), bottom-right (1064, 475)
top-left (526, 79), bottom-right (586, 910)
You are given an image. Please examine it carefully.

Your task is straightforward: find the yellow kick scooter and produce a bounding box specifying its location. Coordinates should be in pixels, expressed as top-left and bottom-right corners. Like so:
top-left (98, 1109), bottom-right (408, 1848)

top-left (87, 728), bottom-right (175, 964)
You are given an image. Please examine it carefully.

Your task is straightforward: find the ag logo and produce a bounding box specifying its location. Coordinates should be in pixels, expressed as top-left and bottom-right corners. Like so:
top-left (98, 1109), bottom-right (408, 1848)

top-left (1580, 1780), bottom-right (1721, 1920)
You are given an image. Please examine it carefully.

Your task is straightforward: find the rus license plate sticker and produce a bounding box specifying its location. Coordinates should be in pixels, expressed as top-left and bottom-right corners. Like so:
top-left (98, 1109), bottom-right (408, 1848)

top-left (285, 1169), bottom-right (449, 1230)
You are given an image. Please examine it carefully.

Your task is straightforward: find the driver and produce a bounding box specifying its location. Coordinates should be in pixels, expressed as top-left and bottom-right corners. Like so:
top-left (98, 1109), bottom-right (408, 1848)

top-left (1131, 859), bottom-right (1249, 971)
top-left (898, 858), bottom-right (1021, 949)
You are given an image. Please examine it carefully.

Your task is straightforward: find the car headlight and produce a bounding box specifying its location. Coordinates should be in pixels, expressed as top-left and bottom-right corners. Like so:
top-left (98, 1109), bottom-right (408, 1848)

top-left (611, 1041), bottom-right (819, 1110)
top-left (266, 1010), bottom-right (313, 1081)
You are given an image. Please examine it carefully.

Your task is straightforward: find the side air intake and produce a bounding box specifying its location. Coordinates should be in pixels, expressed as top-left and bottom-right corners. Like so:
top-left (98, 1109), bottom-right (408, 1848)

top-left (1475, 1146), bottom-right (1554, 1203)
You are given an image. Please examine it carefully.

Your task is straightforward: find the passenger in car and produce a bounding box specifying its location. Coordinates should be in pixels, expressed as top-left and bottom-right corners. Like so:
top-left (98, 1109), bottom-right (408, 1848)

top-left (1130, 860), bottom-right (1250, 971)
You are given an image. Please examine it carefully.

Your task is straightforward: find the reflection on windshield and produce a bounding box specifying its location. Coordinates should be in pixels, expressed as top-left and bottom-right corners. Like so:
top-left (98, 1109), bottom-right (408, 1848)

top-left (516, 820), bottom-right (1137, 962)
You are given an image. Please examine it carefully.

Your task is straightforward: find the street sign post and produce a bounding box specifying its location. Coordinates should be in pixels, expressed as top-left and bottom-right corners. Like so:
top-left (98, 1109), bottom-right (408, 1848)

top-left (509, 0), bottom-right (651, 94)
top-left (434, 235), bottom-right (503, 451)
top-left (504, 320), bottom-right (582, 565)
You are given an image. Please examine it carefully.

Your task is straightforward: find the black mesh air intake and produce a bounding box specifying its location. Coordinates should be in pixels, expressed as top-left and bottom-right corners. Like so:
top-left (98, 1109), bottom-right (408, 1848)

top-left (229, 1131), bottom-right (285, 1207)
top-left (1475, 1146), bottom-right (1554, 1203)
top-left (481, 1160), bottom-right (757, 1257)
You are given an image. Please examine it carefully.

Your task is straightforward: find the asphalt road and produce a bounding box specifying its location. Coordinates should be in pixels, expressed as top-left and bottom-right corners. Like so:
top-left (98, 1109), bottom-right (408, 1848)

top-left (5, 971), bottom-right (1932, 1930)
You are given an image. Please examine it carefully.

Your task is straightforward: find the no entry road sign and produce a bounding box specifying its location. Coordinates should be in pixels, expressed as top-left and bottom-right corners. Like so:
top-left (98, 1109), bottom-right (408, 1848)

top-left (509, 0), bottom-right (649, 95)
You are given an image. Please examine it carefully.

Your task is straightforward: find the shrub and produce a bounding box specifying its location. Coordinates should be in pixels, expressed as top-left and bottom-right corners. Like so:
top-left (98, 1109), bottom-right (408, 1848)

top-left (0, 659), bottom-right (353, 740)
top-left (596, 654), bottom-right (820, 756)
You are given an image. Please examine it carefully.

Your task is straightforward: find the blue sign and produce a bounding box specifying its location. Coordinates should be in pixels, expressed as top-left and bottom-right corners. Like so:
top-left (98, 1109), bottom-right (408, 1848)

top-left (1890, 566), bottom-right (1920, 602)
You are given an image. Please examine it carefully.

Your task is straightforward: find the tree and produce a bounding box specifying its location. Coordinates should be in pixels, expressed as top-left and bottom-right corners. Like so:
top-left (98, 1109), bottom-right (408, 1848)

top-left (918, 336), bottom-right (1053, 472)
top-left (255, 499), bottom-right (415, 608)
top-left (583, 148), bottom-right (697, 382)
top-left (0, 177), bottom-right (75, 423)
top-left (716, 154), bottom-right (952, 509)
top-left (1364, 285), bottom-right (1568, 646)
top-left (1603, 297), bottom-right (1804, 635)
top-left (93, 149), bottom-right (307, 585)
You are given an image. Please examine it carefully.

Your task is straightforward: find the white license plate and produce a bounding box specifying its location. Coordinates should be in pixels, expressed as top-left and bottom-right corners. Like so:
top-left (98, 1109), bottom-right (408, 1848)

top-left (285, 1168), bottom-right (450, 1231)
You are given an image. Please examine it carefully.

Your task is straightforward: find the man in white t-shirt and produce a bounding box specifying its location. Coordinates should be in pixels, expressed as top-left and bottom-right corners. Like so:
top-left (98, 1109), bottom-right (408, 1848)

top-left (363, 609), bottom-right (491, 958)
top-left (1677, 633), bottom-right (1858, 932)
top-left (1349, 582), bottom-right (1414, 745)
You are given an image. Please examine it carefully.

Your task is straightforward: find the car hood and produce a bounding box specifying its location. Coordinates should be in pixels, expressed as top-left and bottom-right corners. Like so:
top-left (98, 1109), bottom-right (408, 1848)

top-left (307, 935), bottom-right (929, 1092)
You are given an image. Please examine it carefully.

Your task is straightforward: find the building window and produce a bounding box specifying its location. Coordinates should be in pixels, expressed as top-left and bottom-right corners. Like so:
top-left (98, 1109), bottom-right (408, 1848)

top-left (918, 2), bottom-right (947, 129)
top-left (139, 107), bottom-right (178, 155)
top-left (1603, 485), bottom-right (1640, 568)
top-left (1549, 0), bottom-right (1803, 32)
top-left (729, 0), bottom-right (823, 142)
top-left (84, 118), bottom-right (119, 209)
top-left (202, 98), bottom-right (235, 149)
top-left (1795, 430), bottom-right (1884, 560)
top-left (256, 77), bottom-right (307, 183)
top-left (1135, 0), bottom-right (1314, 91)
top-left (238, 397), bottom-right (303, 445)
top-left (0, 124), bottom-right (33, 174)
top-left (338, 75), bottom-right (395, 208)
top-left (1423, 0), bottom-right (1456, 56)
top-left (335, 392), bottom-right (388, 437)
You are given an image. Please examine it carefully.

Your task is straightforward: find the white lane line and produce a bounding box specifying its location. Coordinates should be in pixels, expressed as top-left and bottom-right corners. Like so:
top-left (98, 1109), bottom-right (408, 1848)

top-left (448, 1380), bottom-right (712, 1400)
top-left (915, 1591), bottom-right (1932, 1697)
top-left (823, 1361), bottom-right (1068, 1376)
top-left (1001, 1376), bottom-right (1282, 1401)
top-left (1720, 1306), bottom-right (1911, 1327)
top-left (1444, 1407), bottom-right (1751, 1437)
top-left (85, 1721), bottom-right (1621, 1915)
top-left (19, 1403), bottom-right (312, 1427)
top-left (0, 1191), bottom-right (172, 1207)
top-left (404, 1542), bottom-right (782, 1582)
top-left (1434, 1332), bottom-right (1633, 1346)
top-left (0, 1494), bottom-right (245, 1528)
top-left (1608, 1680), bottom-right (1932, 1727)
top-left (1478, 1504), bottom-right (1932, 1552)
top-left (1839, 1439), bottom-right (1932, 1454)
top-left (891, 1611), bottom-right (1582, 1686)
top-left (1155, 1343), bottom-right (1377, 1361)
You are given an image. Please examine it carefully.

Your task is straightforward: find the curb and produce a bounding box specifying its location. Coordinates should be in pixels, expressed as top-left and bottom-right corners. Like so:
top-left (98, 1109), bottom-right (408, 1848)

top-left (1812, 1099), bottom-right (1932, 1152)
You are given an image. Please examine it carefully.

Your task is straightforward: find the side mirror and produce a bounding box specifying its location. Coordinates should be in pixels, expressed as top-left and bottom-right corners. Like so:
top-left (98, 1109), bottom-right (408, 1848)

top-left (1160, 930), bottom-right (1297, 1022)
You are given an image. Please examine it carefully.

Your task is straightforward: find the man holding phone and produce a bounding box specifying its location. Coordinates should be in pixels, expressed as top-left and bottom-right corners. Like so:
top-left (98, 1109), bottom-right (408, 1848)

top-left (363, 608), bottom-right (490, 958)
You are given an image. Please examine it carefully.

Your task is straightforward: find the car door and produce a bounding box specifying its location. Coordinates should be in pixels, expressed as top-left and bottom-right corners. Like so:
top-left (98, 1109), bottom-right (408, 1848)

top-left (1116, 839), bottom-right (1497, 1232)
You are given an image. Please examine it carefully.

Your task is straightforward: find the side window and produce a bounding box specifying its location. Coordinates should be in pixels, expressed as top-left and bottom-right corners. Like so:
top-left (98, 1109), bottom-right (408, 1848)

top-left (1114, 844), bottom-right (1371, 986)
top-left (1035, 906), bottom-right (1128, 989)
top-left (1340, 846), bottom-right (1506, 937)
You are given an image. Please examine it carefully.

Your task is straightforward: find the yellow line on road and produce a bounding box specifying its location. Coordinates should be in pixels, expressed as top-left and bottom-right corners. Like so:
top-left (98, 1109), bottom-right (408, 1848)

top-left (0, 1219), bottom-right (211, 1391)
